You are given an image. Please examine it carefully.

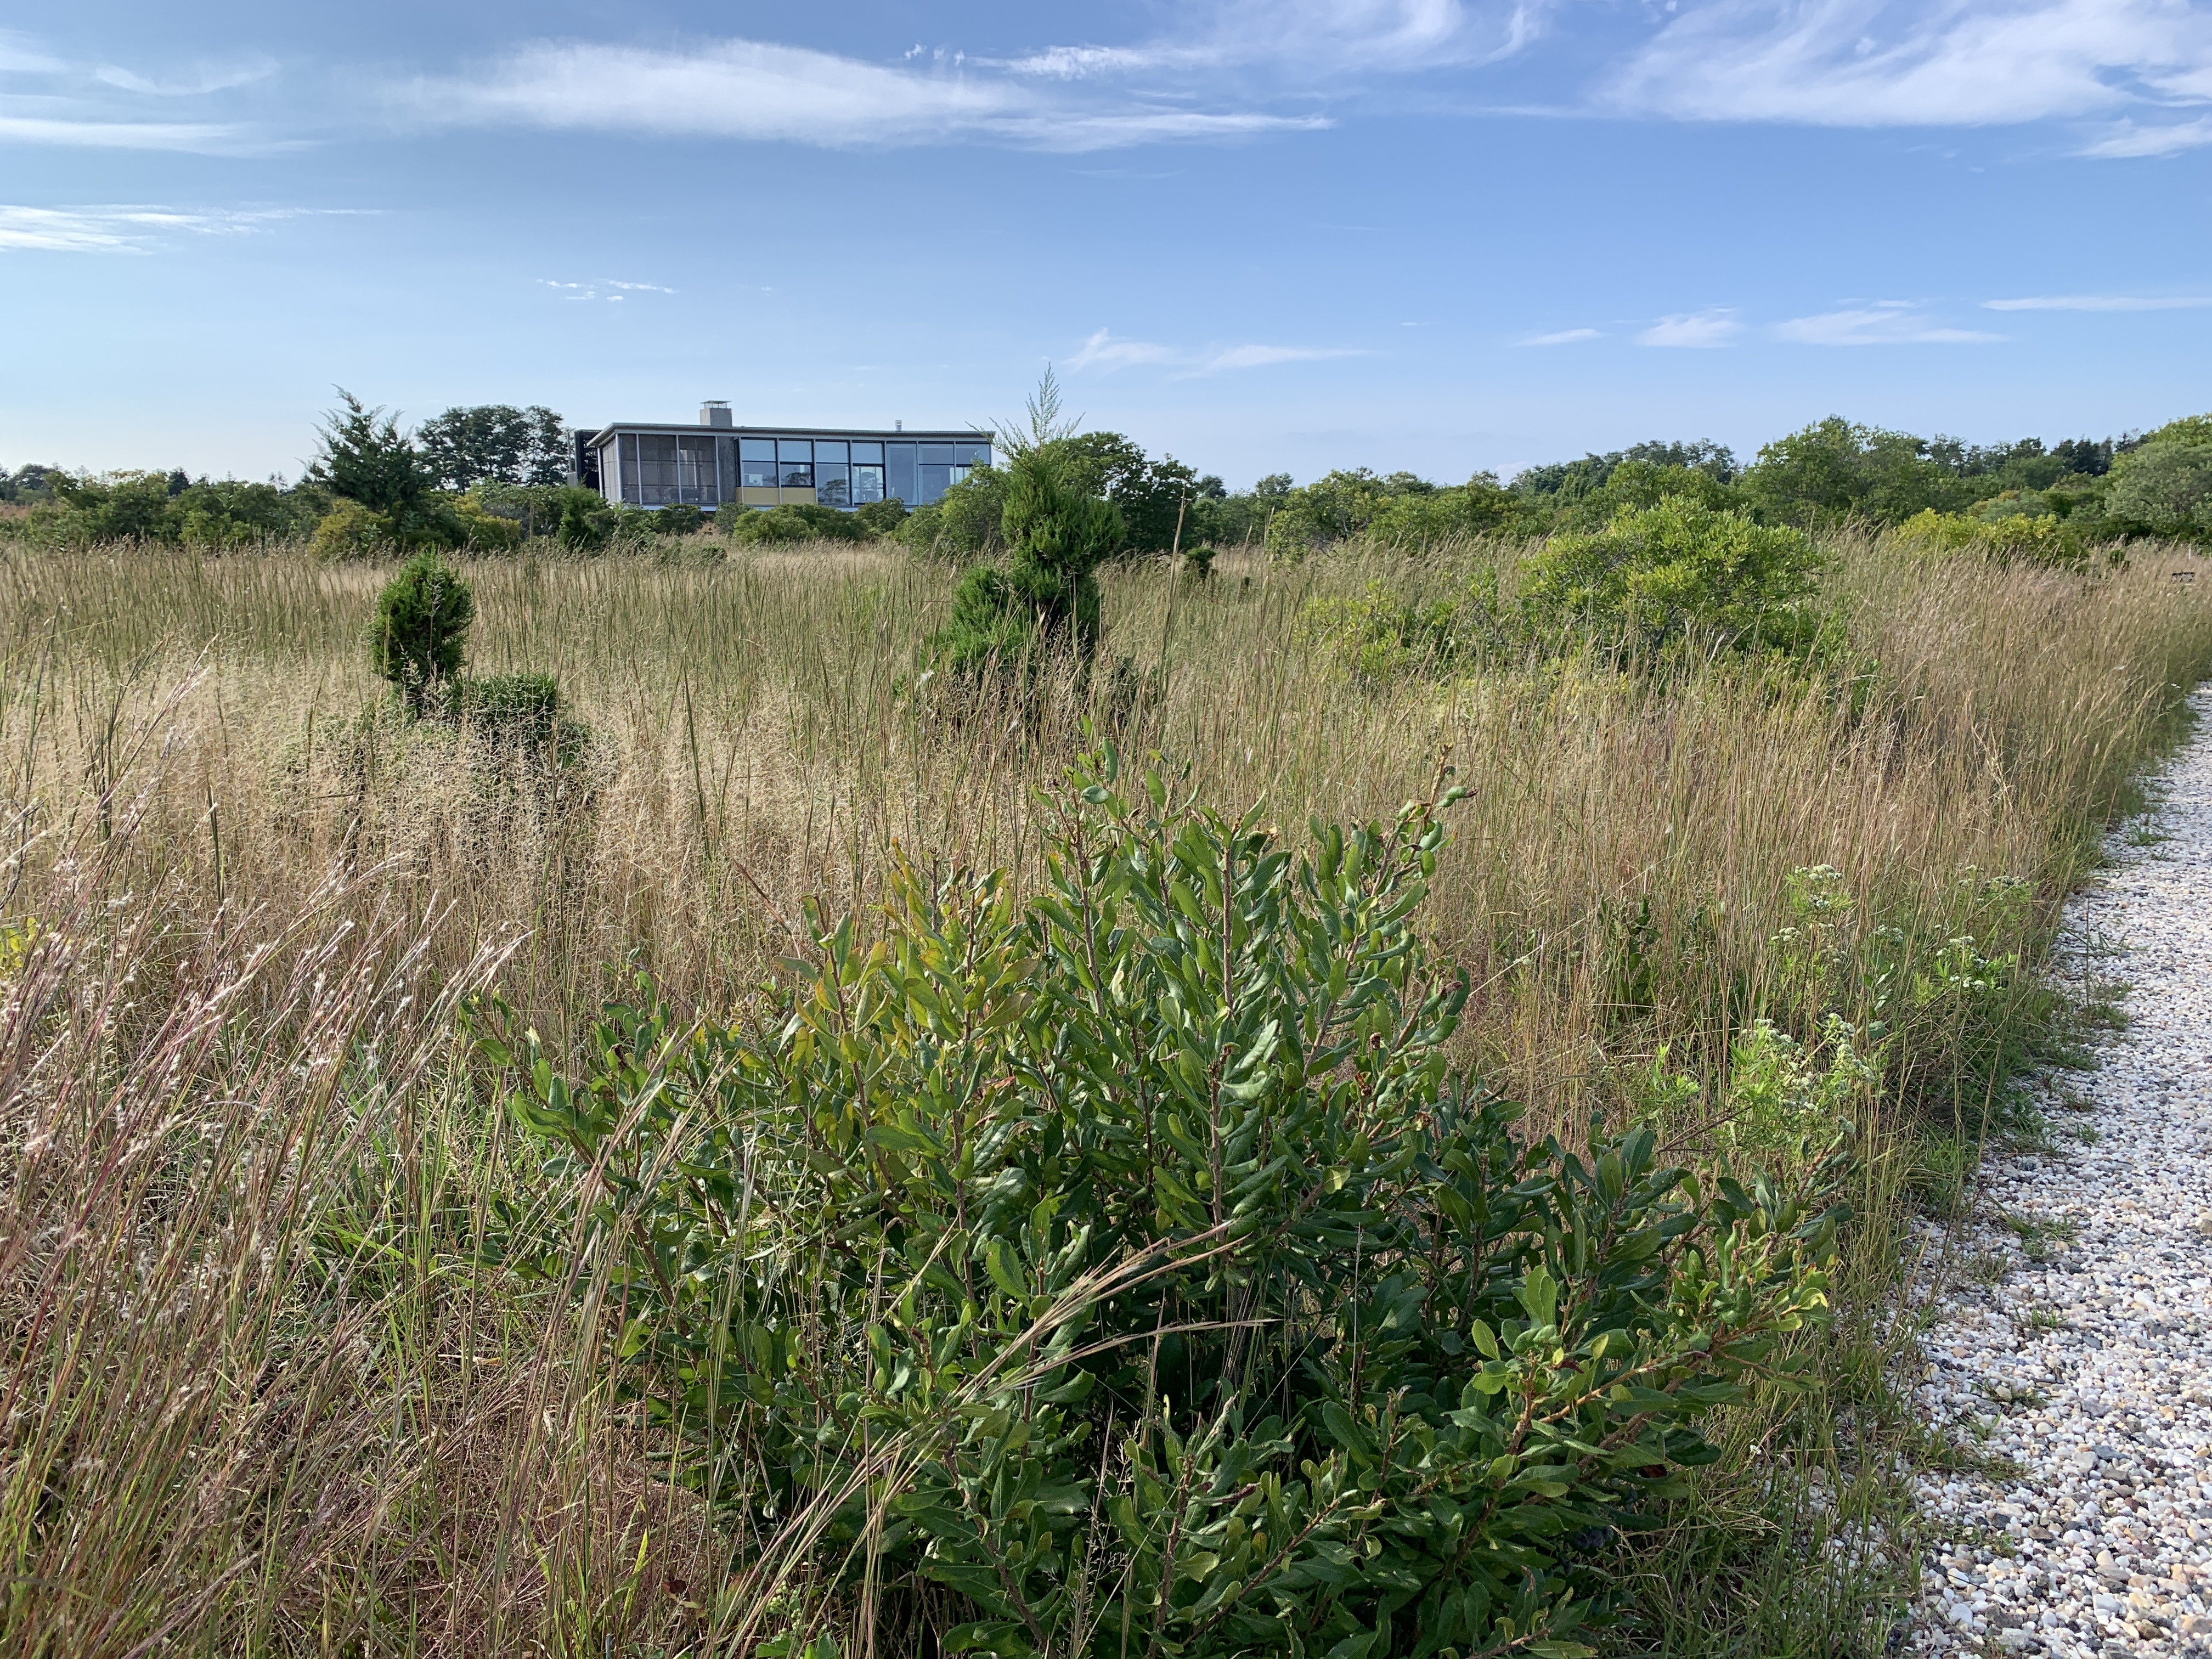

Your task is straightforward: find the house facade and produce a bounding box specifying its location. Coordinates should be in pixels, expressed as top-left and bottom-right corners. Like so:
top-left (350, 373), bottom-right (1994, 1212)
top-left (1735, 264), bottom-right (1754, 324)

top-left (577, 404), bottom-right (992, 512)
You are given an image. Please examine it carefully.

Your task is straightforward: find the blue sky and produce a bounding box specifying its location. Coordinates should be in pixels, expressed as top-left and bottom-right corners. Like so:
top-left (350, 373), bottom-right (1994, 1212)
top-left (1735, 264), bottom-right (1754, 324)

top-left (7, 1), bottom-right (2212, 487)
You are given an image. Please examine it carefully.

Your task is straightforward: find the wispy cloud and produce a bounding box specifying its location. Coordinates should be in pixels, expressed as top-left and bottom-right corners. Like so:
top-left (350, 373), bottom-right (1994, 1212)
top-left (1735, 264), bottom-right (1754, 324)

top-left (405, 38), bottom-right (1329, 151)
top-left (1067, 328), bottom-right (1362, 374)
top-left (2079, 114), bottom-right (2212, 156)
top-left (1520, 326), bottom-right (1599, 345)
top-left (540, 276), bottom-right (677, 301)
top-left (0, 33), bottom-right (66, 75)
top-left (1001, 1), bottom-right (1550, 81)
top-left (1200, 343), bottom-right (1362, 370)
top-left (0, 113), bottom-right (252, 150)
top-left (0, 203), bottom-right (322, 252)
top-left (1068, 329), bottom-right (1181, 371)
top-left (0, 31), bottom-right (279, 151)
top-left (1607, 0), bottom-right (2212, 131)
top-left (1774, 302), bottom-right (2003, 345)
top-left (1638, 310), bottom-right (1740, 348)
top-left (93, 58), bottom-right (276, 97)
top-left (1985, 292), bottom-right (2212, 311)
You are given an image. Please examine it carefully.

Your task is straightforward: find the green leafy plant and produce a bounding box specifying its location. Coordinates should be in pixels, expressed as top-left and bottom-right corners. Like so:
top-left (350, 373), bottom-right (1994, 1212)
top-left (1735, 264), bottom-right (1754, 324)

top-left (1295, 573), bottom-right (1511, 681)
top-left (731, 503), bottom-right (870, 545)
top-left (1517, 500), bottom-right (1832, 661)
top-left (854, 496), bottom-right (911, 537)
top-left (368, 552), bottom-right (475, 709)
top-left (473, 752), bottom-right (1848, 1659)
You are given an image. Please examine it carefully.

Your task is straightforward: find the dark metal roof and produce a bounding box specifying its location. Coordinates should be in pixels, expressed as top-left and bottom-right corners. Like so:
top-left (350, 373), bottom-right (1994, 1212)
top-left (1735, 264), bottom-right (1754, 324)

top-left (583, 423), bottom-right (989, 442)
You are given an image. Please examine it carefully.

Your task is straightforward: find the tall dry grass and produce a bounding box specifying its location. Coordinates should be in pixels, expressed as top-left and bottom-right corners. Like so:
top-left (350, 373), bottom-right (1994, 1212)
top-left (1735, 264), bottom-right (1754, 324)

top-left (2, 533), bottom-right (2209, 1655)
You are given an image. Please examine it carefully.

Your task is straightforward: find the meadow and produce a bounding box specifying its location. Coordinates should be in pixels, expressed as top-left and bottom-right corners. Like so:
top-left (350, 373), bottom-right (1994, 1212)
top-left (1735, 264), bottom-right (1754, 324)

top-left (3, 530), bottom-right (2210, 1657)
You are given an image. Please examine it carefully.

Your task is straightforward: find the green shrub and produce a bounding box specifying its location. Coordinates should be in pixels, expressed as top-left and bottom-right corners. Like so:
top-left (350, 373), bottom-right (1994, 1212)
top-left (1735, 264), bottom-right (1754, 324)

top-left (1296, 573), bottom-right (1510, 680)
top-left (456, 670), bottom-right (559, 741)
top-left (2104, 428), bottom-right (2212, 543)
top-left (1519, 500), bottom-right (1830, 659)
top-left (453, 496), bottom-right (523, 552)
top-left (1894, 507), bottom-right (2087, 568)
top-left (904, 467), bottom-right (1008, 561)
top-left (311, 499), bottom-right (384, 560)
top-left (368, 552), bottom-right (474, 708)
top-left (854, 495), bottom-right (910, 537)
top-left (476, 754), bottom-right (1847, 1659)
top-left (557, 492), bottom-right (616, 552)
top-left (451, 670), bottom-right (590, 763)
top-left (926, 444), bottom-right (1121, 675)
top-left (729, 503), bottom-right (870, 545)
top-left (653, 503), bottom-right (706, 537)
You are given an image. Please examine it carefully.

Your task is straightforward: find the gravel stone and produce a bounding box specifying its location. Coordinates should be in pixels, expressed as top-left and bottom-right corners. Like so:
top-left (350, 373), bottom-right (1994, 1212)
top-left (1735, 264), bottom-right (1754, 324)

top-left (1906, 688), bottom-right (2212, 1659)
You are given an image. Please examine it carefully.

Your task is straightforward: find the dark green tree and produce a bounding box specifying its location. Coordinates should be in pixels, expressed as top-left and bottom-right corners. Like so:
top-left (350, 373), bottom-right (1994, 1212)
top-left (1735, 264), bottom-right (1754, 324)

top-left (928, 372), bottom-right (1123, 676)
top-left (369, 552), bottom-right (475, 709)
top-left (312, 392), bottom-right (433, 514)
top-left (1059, 431), bottom-right (1204, 553)
top-left (1739, 417), bottom-right (1973, 526)
top-left (419, 404), bottom-right (569, 489)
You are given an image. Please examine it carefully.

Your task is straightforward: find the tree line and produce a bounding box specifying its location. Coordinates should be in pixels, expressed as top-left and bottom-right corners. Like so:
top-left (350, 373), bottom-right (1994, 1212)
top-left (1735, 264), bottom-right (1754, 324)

top-left (9, 393), bottom-right (2212, 565)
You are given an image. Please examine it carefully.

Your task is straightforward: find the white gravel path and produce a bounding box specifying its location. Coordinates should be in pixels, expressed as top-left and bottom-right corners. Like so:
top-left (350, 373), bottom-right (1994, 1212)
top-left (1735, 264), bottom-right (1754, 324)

top-left (1909, 686), bottom-right (2212, 1658)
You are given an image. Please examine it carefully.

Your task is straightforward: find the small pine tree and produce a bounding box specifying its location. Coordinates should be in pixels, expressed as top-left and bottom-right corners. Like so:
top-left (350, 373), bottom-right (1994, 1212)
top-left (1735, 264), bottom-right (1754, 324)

top-left (369, 552), bottom-right (475, 709)
top-left (927, 372), bottom-right (1123, 676)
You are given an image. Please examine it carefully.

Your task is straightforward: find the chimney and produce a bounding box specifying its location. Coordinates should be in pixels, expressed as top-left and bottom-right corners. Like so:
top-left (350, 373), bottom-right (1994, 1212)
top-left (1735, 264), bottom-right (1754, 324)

top-left (700, 400), bottom-right (732, 428)
top-left (895, 420), bottom-right (903, 431)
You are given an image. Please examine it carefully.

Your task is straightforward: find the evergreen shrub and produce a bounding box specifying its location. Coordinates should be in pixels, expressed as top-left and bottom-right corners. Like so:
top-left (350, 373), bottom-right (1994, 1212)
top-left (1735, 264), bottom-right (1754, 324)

top-left (368, 552), bottom-right (475, 708)
top-left (474, 753), bottom-right (1849, 1659)
top-left (927, 443), bottom-right (1121, 675)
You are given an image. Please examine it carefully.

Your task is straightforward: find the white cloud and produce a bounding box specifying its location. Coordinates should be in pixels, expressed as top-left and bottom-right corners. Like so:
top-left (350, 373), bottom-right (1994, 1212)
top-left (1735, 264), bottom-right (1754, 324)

top-left (1198, 343), bottom-right (1363, 371)
top-left (1520, 326), bottom-right (1599, 345)
top-left (1985, 292), bottom-right (2212, 310)
top-left (1067, 329), bottom-right (1361, 374)
top-left (93, 58), bottom-right (275, 97)
top-left (0, 35), bottom-right (66, 75)
top-left (1638, 310), bottom-right (1740, 347)
top-left (0, 203), bottom-right (305, 252)
top-left (2080, 114), bottom-right (2212, 155)
top-left (1608, 0), bottom-right (2212, 128)
top-left (0, 113), bottom-right (249, 150)
top-left (541, 276), bottom-right (676, 301)
top-left (407, 38), bottom-right (1327, 151)
top-left (1774, 302), bottom-right (2004, 344)
top-left (1003, 0), bottom-right (1543, 80)
top-left (1068, 329), bottom-right (1181, 371)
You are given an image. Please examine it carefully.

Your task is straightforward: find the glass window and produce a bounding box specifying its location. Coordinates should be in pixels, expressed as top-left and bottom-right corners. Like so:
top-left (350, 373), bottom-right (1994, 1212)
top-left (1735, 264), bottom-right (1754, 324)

top-left (740, 454), bottom-right (776, 488)
top-left (677, 435), bottom-right (719, 505)
top-left (777, 438), bottom-right (812, 464)
top-left (918, 464), bottom-right (952, 504)
top-left (887, 444), bottom-right (917, 506)
top-left (851, 464), bottom-right (885, 503)
top-left (814, 440), bottom-right (848, 465)
top-left (620, 432), bottom-right (640, 504)
top-left (816, 466), bottom-right (850, 508)
top-left (954, 443), bottom-right (991, 466)
top-left (919, 444), bottom-right (955, 466)
top-left (782, 461), bottom-right (814, 488)
top-left (637, 433), bottom-right (680, 506)
top-left (740, 437), bottom-right (775, 461)
top-left (851, 441), bottom-right (884, 464)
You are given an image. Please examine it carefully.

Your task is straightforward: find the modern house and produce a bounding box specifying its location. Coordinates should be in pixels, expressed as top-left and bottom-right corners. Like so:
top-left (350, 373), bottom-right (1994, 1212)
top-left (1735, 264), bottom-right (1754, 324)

top-left (575, 404), bottom-right (992, 512)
